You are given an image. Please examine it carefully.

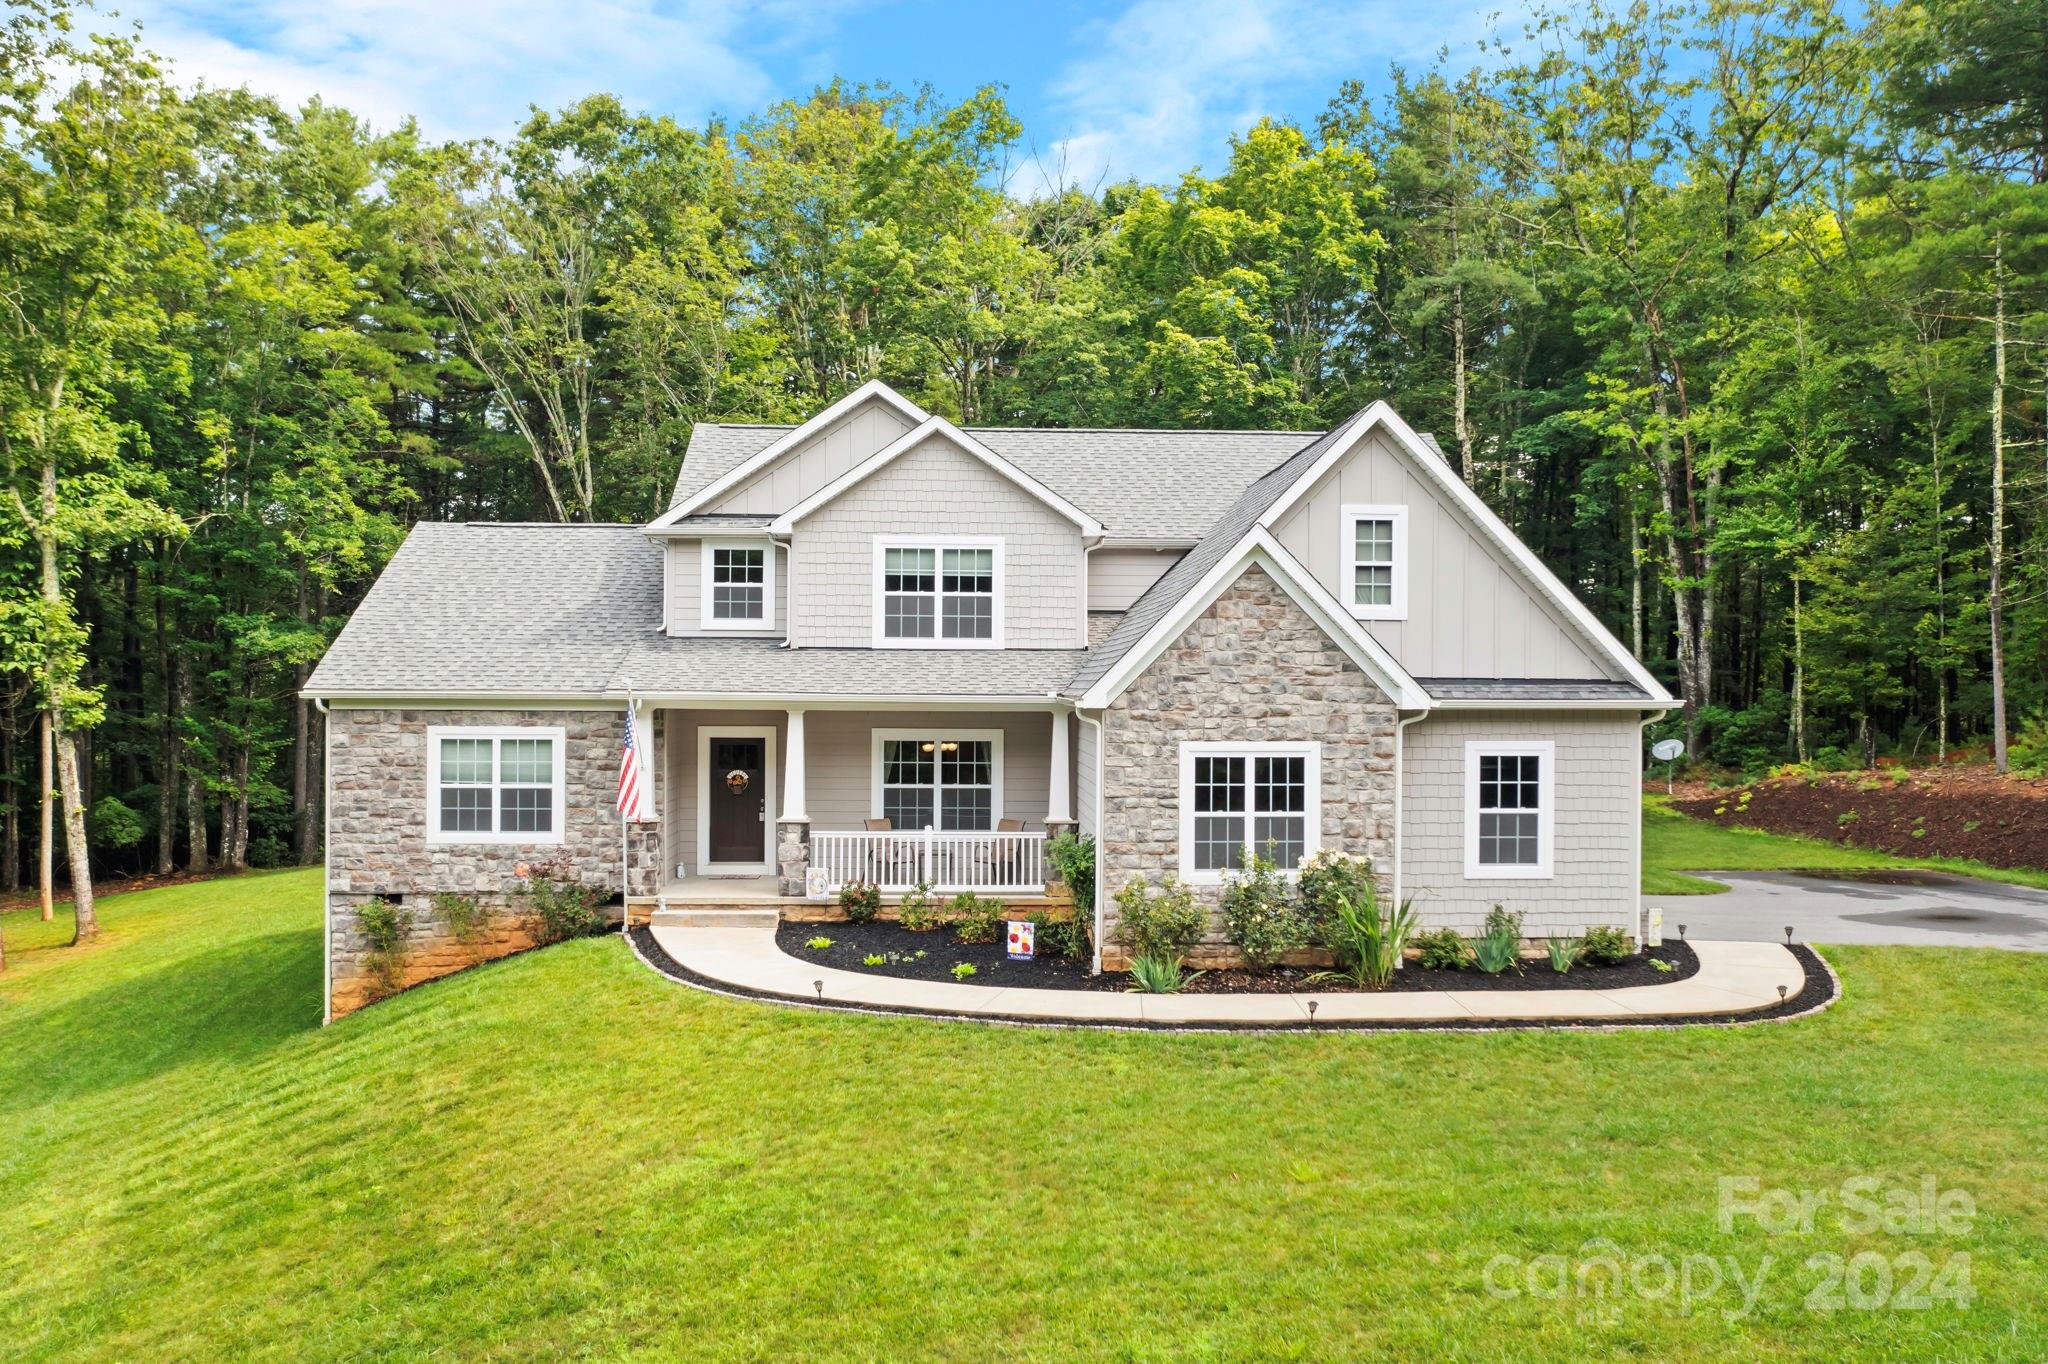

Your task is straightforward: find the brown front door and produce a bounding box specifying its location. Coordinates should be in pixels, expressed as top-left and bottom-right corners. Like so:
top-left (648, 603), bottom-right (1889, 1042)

top-left (707, 737), bottom-right (767, 864)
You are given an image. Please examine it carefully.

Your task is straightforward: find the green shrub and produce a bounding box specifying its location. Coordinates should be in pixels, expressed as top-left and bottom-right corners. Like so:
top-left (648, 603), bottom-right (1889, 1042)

top-left (862, 953), bottom-right (886, 967)
top-left (1220, 849), bottom-right (1307, 969)
top-left (1046, 831), bottom-right (1096, 917)
top-left (950, 961), bottom-right (978, 981)
top-left (1545, 935), bottom-right (1584, 974)
top-left (838, 879), bottom-right (882, 923)
top-left (1126, 954), bottom-right (1199, 994)
top-left (1112, 877), bottom-right (1206, 963)
top-left (947, 892), bottom-right (1004, 944)
top-left (805, 935), bottom-right (834, 951)
top-left (430, 893), bottom-right (492, 950)
top-left (1471, 919), bottom-right (1521, 975)
top-left (1297, 848), bottom-right (1375, 942)
top-left (89, 795), bottom-right (146, 849)
top-left (1311, 890), bottom-right (1418, 991)
top-left (1412, 927), bottom-right (1470, 971)
top-left (1028, 908), bottom-right (1087, 961)
top-left (515, 858), bottom-right (604, 944)
top-left (355, 897), bottom-right (412, 995)
top-left (2011, 715), bottom-right (2048, 778)
top-left (897, 881), bottom-right (941, 931)
top-left (1483, 904), bottom-right (1524, 941)
top-left (1580, 925), bottom-right (1630, 966)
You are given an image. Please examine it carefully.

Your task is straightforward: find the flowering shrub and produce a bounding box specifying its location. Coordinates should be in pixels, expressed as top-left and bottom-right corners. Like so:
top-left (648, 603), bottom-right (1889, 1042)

top-left (1296, 848), bottom-right (1375, 943)
top-left (1220, 850), bottom-right (1308, 968)
top-left (514, 856), bottom-right (604, 944)
top-left (1112, 876), bottom-right (1205, 963)
top-left (839, 879), bottom-right (882, 923)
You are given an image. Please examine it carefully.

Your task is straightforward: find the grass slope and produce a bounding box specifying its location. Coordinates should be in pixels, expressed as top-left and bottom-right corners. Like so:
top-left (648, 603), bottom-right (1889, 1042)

top-left (1641, 795), bottom-right (2048, 895)
top-left (3, 872), bottom-right (2046, 1361)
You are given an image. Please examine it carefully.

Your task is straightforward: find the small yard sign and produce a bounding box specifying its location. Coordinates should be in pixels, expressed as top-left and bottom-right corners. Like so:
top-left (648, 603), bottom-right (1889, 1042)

top-left (806, 867), bottom-right (833, 901)
top-left (1006, 920), bottom-right (1035, 960)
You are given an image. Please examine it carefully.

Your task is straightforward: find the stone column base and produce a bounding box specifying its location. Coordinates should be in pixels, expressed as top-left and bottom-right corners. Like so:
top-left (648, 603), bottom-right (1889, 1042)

top-left (776, 818), bottom-right (811, 897)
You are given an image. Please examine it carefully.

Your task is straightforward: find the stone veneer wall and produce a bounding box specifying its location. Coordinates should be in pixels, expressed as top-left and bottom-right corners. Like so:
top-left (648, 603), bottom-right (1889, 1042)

top-left (1096, 565), bottom-right (1397, 967)
top-left (326, 707), bottom-right (662, 1018)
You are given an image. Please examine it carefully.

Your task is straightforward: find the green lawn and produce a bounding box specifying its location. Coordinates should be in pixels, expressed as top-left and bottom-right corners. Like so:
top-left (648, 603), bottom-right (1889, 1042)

top-left (3, 872), bottom-right (2045, 1361)
top-left (1640, 794), bottom-right (2048, 895)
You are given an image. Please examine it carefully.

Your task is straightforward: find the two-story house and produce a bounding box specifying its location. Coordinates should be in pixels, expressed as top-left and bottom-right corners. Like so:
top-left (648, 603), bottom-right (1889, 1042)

top-left (307, 380), bottom-right (1673, 1017)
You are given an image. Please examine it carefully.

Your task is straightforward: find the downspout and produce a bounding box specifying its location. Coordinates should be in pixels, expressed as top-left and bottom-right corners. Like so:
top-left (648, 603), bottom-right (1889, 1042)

top-left (314, 696), bottom-right (331, 1026)
top-left (1080, 709), bottom-right (1105, 975)
top-left (1636, 709), bottom-right (1672, 945)
top-left (1392, 710), bottom-right (1425, 914)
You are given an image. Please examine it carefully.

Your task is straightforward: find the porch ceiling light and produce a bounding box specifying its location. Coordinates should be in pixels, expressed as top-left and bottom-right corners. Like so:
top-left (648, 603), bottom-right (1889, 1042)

top-left (940, 741), bottom-right (958, 752)
top-left (921, 741), bottom-right (936, 753)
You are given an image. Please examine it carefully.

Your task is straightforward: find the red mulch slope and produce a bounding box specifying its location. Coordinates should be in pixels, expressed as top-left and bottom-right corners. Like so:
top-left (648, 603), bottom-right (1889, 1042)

top-left (1669, 767), bottom-right (2048, 871)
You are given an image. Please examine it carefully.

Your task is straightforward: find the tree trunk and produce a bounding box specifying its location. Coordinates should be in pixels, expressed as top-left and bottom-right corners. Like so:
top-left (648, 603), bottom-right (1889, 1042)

top-left (1629, 500), bottom-right (1644, 661)
top-left (2, 698), bottom-right (18, 895)
top-left (156, 595), bottom-right (180, 876)
top-left (1790, 576), bottom-right (1808, 764)
top-left (55, 725), bottom-right (96, 941)
top-left (1987, 234), bottom-right (2010, 775)
top-left (185, 768), bottom-right (210, 874)
top-left (40, 709), bottom-right (54, 922)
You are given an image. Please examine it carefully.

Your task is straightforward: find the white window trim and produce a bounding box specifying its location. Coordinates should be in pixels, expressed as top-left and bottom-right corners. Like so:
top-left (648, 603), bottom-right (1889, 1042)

top-left (869, 727), bottom-right (1006, 830)
top-left (425, 725), bottom-right (566, 845)
top-left (871, 536), bottom-right (1004, 649)
top-left (1463, 739), bottom-right (1555, 880)
top-left (1176, 740), bottom-right (1322, 886)
top-left (695, 725), bottom-right (778, 874)
top-left (1341, 503), bottom-right (1408, 621)
top-left (698, 539), bottom-right (776, 633)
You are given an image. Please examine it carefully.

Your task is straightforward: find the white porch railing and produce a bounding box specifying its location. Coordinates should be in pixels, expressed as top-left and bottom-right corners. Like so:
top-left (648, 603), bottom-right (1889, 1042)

top-left (811, 828), bottom-right (1047, 894)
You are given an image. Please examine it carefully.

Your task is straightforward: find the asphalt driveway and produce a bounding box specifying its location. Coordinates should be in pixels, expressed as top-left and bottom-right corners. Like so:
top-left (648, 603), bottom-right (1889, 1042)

top-left (1646, 869), bottom-right (2048, 951)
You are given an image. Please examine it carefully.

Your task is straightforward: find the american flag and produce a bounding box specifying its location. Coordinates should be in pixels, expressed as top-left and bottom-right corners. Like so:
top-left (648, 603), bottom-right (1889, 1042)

top-left (617, 705), bottom-right (646, 821)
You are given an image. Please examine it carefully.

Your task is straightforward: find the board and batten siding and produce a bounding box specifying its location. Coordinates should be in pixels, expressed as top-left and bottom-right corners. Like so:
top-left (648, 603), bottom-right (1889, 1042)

top-left (1271, 427), bottom-right (1609, 679)
top-left (702, 398), bottom-right (914, 515)
top-left (787, 435), bottom-right (1086, 648)
top-left (1399, 709), bottom-right (1641, 936)
top-left (1087, 546), bottom-right (1182, 611)
top-left (664, 538), bottom-right (788, 637)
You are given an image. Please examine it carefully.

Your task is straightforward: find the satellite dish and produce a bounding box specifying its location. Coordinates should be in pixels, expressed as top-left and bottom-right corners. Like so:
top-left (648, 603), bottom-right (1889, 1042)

top-left (1650, 738), bottom-right (1685, 762)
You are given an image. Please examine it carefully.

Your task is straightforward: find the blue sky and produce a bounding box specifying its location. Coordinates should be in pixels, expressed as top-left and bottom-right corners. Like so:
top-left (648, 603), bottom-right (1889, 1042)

top-left (123, 0), bottom-right (1512, 191)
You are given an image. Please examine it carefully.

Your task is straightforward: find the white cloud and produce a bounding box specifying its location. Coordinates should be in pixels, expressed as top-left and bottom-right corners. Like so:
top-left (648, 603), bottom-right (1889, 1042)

top-left (119, 0), bottom-right (852, 141)
top-left (1020, 0), bottom-right (1501, 195)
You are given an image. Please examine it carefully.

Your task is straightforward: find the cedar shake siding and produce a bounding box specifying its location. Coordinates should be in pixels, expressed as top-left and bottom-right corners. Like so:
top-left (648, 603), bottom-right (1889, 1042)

top-left (787, 435), bottom-right (1087, 649)
top-left (1096, 565), bottom-right (1399, 958)
top-left (1399, 709), bottom-right (1641, 936)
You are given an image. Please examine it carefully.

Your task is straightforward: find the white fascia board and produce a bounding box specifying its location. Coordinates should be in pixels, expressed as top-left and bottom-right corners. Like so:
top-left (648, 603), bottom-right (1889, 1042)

top-left (304, 692), bottom-right (611, 707)
top-left (769, 416), bottom-right (1105, 538)
top-left (1255, 402), bottom-right (1673, 703)
top-left (1427, 696), bottom-right (1665, 710)
top-left (646, 379), bottom-right (930, 530)
top-left (642, 523), bottom-right (780, 540)
top-left (1076, 528), bottom-right (1431, 711)
top-left (603, 692), bottom-right (1072, 711)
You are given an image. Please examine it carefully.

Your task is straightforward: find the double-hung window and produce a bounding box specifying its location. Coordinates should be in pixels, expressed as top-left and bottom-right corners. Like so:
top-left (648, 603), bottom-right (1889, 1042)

top-left (1464, 740), bottom-right (1553, 878)
top-left (1341, 504), bottom-right (1407, 620)
top-left (873, 729), bottom-right (1002, 831)
top-left (427, 726), bottom-right (566, 844)
top-left (1178, 741), bottom-right (1321, 882)
top-left (700, 540), bottom-right (772, 629)
top-left (875, 538), bottom-right (1001, 646)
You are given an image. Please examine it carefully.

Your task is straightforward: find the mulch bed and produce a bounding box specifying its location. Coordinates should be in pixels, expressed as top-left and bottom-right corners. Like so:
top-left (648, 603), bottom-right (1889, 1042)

top-left (632, 926), bottom-right (1837, 1032)
top-left (1670, 767), bottom-right (2048, 871)
top-left (775, 919), bottom-right (1697, 994)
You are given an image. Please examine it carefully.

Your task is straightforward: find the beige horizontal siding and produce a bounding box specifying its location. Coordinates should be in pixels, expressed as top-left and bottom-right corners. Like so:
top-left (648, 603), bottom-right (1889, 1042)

top-left (1087, 546), bottom-right (1181, 610)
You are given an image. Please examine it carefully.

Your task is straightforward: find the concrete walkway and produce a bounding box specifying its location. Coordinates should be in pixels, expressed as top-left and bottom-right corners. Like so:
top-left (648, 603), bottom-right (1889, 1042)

top-left (642, 911), bottom-right (1811, 1026)
top-left (1647, 869), bottom-right (2048, 952)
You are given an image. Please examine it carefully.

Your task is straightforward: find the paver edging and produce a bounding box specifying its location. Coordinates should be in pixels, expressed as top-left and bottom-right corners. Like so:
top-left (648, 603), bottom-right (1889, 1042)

top-left (626, 926), bottom-right (1841, 1034)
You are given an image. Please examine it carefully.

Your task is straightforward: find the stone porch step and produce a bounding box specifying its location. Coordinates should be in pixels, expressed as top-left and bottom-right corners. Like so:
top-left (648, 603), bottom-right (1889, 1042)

top-left (648, 906), bottom-right (782, 930)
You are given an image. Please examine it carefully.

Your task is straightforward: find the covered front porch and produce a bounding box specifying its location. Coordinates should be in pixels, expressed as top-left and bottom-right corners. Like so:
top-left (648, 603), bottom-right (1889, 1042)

top-left (644, 703), bottom-right (1079, 906)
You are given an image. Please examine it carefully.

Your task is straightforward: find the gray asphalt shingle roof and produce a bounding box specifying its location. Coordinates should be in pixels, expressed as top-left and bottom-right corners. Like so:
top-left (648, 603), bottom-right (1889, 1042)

top-left (305, 523), bottom-right (664, 697)
top-left (609, 639), bottom-right (1087, 699)
top-left (1417, 678), bottom-right (1653, 702)
top-left (1061, 416), bottom-right (1361, 698)
top-left (671, 423), bottom-right (1317, 541)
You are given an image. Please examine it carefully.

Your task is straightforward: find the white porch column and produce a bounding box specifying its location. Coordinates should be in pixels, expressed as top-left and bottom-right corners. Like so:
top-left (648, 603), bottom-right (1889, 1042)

top-left (777, 707), bottom-right (810, 897)
top-left (1047, 705), bottom-right (1073, 827)
top-left (781, 707), bottom-right (808, 822)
